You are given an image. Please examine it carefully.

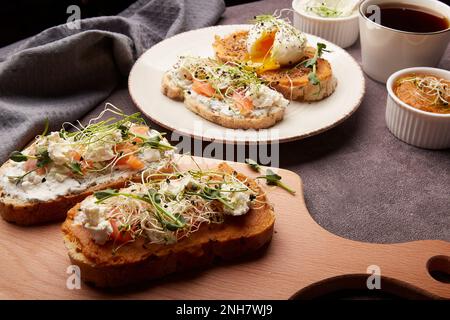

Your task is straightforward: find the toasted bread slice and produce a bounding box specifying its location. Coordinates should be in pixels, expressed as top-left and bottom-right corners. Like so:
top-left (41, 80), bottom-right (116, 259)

top-left (0, 107), bottom-right (175, 226)
top-left (0, 159), bottom-right (174, 226)
top-left (213, 30), bottom-right (337, 101)
top-left (162, 70), bottom-right (286, 130)
top-left (161, 73), bottom-right (184, 101)
top-left (183, 92), bottom-right (285, 129)
top-left (261, 59), bottom-right (337, 101)
top-left (62, 163), bottom-right (275, 288)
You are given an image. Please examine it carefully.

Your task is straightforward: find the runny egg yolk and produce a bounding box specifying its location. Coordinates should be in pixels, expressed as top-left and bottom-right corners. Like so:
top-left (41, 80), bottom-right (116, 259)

top-left (248, 30), bottom-right (280, 73)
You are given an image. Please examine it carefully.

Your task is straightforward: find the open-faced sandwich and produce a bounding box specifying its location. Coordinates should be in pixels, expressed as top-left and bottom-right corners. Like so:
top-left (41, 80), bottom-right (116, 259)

top-left (213, 14), bottom-right (337, 101)
top-left (0, 106), bottom-right (175, 225)
top-left (62, 162), bottom-right (275, 287)
top-left (162, 56), bottom-right (289, 129)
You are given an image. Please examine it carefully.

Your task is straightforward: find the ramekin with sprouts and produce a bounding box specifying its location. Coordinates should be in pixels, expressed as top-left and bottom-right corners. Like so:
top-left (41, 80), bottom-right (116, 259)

top-left (292, 0), bottom-right (360, 48)
top-left (386, 67), bottom-right (450, 149)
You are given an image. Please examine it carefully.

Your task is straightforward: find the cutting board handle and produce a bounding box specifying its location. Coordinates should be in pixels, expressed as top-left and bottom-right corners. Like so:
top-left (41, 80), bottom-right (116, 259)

top-left (289, 237), bottom-right (450, 299)
top-left (280, 172), bottom-right (450, 299)
top-left (367, 241), bottom-right (450, 299)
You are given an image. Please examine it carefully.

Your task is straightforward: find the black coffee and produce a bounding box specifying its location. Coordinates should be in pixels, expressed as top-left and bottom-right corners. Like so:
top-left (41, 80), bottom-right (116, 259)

top-left (365, 3), bottom-right (449, 33)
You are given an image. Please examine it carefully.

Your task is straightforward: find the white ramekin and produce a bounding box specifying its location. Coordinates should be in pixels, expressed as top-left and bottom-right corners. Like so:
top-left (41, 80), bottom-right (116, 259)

top-left (292, 0), bottom-right (359, 48)
top-left (386, 67), bottom-right (450, 149)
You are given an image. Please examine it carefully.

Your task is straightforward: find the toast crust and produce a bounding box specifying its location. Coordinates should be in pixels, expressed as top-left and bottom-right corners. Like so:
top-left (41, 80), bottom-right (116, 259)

top-left (213, 30), bottom-right (337, 101)
top-left (162, 73), bottom-right (285, 129)
top-left (161, 73), bottom-right (184, 101)
top-left (183, 93), bottom-right (285, 130)
top-left (62, 163), bottom-right (275, 288)
top-left (0, 160), bottom-right (174, 226)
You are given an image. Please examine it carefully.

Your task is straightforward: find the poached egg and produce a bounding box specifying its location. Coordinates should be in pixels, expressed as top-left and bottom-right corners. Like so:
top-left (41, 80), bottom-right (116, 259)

top-left (246, 16), bottom-right (308, 72)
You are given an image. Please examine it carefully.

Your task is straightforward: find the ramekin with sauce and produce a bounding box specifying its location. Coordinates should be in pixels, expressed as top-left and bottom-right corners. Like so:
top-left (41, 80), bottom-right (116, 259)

top-left (292, 0), bottom-right (360, 48)
top-left (386, 67), bottom-right (450, 149)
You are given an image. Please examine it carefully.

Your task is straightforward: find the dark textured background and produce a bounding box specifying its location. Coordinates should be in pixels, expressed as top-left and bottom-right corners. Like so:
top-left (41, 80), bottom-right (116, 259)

top-left (83, 0), bottom-right (450, 245)
top-left (0, 1), bottom-right (259, 47)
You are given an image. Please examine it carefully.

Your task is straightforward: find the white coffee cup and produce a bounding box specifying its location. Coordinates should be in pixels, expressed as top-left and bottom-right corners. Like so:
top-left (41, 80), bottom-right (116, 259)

top-left (359, 0), bottom-right (450, 83)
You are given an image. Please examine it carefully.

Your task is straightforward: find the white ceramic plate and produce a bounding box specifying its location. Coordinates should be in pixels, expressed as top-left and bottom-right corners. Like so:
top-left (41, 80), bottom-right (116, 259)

top-left (128, 25), bottom-right (365, 144)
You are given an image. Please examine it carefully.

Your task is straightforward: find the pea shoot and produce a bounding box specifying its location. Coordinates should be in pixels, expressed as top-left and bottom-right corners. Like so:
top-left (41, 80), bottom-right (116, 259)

top-left (257, 169), bottom-right (296, 195)
top-left (245, 158), bottom-right (261, 172)
top-left (300, 42), bottom-right (330, 86)
top-left (246, 159), bottom-right (295, 195)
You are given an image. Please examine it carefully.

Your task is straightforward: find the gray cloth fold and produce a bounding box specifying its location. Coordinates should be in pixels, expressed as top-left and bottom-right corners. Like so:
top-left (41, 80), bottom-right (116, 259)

top-left (0, 0), bottom-right (225, 163)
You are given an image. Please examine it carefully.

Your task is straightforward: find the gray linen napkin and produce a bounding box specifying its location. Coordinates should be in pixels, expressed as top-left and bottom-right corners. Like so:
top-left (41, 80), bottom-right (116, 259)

top-left (0, 0), bottom-right (225, 163)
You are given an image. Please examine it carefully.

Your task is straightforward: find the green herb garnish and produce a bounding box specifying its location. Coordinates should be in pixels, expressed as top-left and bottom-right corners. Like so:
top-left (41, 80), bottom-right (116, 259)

top-left (307, 3), bottom-right (343, 18)
top-left (67, 162), bottom-right (83, 176)
top-left (10, 148), bottom-right (51, 167)
top-left (89, 168), bottom-right (256, 249)
top-left (41, 118), bottom-right (49, 137)
top-left (94, 189), bottom-right (186, 230)
top-left (185, 186), bottom-right (234, 210)
top-left (299, 42), bottom-right (330, 85)
top-left (139, 134), bottom-right (175, 151)
top-left (118, 124), bottom-right (129, 139)
top-left (8, 148), bottom-right (51, 184)
top-left (8, 119), bottom-right (52, 184)
top-left (9, 151), bottom-right (28, 162)
top-left (308, 68), bottom-right (320, 85)
top-left (8, 169), bottom-right (38, 185)
top-left (257, 169), bottom-right (296, 194)
top-left (35, 148), bottom-right (51, 168)
top-left (94, 189), bottom-right (118, 201)
top-left (180, 56), bottom-right (264, 104)
top-left (146, 190), bottom-right (186, 230)
top-left (245, 158), bottom-right (261, 172)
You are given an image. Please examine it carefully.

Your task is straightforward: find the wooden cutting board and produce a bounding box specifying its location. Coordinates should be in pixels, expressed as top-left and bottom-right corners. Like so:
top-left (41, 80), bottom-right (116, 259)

top-left (0, 156), bottom-right (448, 299)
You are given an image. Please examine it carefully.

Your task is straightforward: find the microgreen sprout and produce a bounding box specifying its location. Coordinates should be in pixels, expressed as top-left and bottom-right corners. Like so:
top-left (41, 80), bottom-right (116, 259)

top-left (9, 151), bottom-right (29, 162)
top-left (245, 158), bottom-right (261, 172)
top-left (8, 169), bottom-right (39, 185)
top-left (94, 189), bottom-right (118, 202)
top-left (308, 65), bottom-right (320, 85)
top-left (180, 56), bottom-right (269, 114)
top-left (40, 118), bottom-right (49, 137)
top-left (396, 75), bottom-right (449, 111)
top-left (9, 148), bottom-right (51, 168)
top-left (184, 57), bottom-right (264, 101)
top-left (299, 42), bottom-right (330, 85)
top-left (94, 189), bottom-right (186, 230)
top-left (8, 105), bottom-right (175, 187)
top-left (90, 167), bottom-right (263, 249)
top-left (67, 162), bottom-right (83, 176)
top-left (307, 2), bottom-right (343, 17)
top-left (8, 146), bottom-right (52, 184)
top-left (35, 148), bottom-right (51, 168)
top-left (257, 169), bottom-right (296, 194)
